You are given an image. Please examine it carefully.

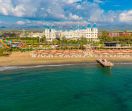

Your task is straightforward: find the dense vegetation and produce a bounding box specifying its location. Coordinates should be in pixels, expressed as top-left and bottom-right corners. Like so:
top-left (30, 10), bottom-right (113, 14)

top-left (5, 36), bottom-right (98, 50)
top-left (0, 48), bottom-right (11, 56)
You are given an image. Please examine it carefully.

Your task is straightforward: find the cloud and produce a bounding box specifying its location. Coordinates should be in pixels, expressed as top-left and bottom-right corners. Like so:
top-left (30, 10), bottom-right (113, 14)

top-left (0, 21), bottom-right (3, 24)
top-left (68, 13), bottom-right (82, 20)
top-left (119, 10), bottom-right (132, 23)
top-left (66, 0), bottom-right (79, 4)
top-left (16, 21), bottom-right (25, 25)
top-left (89, 9), bottom-right (119, 23)
top-left (0, 0), bottom-right (13, 15)
top-left (65, 1), bottom-right (119, 23)
top-left (94, 0), bottom-right (104, 4)
top-left (13, 4), bottom-right (37, 17)
top-left (0, 0), bottom-right (131, 25)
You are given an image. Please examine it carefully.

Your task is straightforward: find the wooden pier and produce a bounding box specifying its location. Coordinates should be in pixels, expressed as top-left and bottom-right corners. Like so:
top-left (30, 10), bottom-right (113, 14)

top-left (96, 59), bottom-right (114, 67)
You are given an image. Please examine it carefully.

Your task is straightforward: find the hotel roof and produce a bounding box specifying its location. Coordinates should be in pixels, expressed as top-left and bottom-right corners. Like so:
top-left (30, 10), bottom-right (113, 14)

top-left (87, 24), bottom-right (91, 28)
top-left (93, 24), bottom-right (97, 28)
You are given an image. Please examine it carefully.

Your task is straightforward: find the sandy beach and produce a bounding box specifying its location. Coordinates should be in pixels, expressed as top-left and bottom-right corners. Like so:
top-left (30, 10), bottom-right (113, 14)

top-left (0, 51), bottom-right (94, 66)
top-left (0, 50), bottom-right (132, 67)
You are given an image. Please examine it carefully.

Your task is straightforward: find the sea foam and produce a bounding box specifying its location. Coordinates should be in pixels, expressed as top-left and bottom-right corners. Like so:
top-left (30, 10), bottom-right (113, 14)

top-left (0, 64), bottom-right (75, 72)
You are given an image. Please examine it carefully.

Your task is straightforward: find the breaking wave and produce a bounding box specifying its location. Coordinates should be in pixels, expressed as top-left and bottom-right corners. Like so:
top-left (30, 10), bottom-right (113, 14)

top-left (0, 62), bottom-right (132, 72)
top-left (0, 64), bottom-right (79, 72)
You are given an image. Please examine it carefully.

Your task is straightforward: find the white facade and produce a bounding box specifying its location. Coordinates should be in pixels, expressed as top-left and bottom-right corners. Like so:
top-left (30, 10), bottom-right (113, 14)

top-left (60, 30), bottom-right (80, 39)
top-left (60, 26), bottom-right (98, 41)
top-left (44, 29), bottom-right (56, 41)
top-left (29, 32), bottom-right (44, 38)
top-left (20, 24), bottom-right (98, 41)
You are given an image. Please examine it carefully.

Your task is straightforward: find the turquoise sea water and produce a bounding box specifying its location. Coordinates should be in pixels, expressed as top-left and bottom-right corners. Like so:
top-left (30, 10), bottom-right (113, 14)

top-left (0, 63), bottom-right (132, 111)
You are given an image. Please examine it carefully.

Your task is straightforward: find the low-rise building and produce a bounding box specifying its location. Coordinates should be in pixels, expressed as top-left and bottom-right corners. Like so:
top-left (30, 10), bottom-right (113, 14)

top-left (108, 31), bottom-right (132, 37)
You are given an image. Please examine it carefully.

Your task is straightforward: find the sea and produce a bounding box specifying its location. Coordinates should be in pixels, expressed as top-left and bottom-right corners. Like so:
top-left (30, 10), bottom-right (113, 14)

top-left (0, 63), bottom-right (132, 111)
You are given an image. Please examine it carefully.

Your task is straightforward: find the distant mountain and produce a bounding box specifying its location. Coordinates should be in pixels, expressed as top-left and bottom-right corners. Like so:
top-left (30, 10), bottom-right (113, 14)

top-left (0, 23), bottom-right (131, 31)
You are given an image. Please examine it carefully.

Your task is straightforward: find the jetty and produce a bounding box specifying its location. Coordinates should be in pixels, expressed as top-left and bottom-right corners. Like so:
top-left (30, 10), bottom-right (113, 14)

top-left (96, 58), bottom-right (114, 67)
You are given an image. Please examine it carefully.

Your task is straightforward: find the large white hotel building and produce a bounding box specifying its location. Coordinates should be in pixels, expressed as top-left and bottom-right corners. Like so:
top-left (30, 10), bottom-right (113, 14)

top-left (21, 24), bottom-right (98, 41)
top-left (44, 24), bottom-right (98, 41)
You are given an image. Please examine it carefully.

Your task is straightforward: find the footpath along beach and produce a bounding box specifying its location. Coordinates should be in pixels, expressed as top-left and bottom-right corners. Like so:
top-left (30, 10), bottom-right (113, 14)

top-left (0, 49), bottom-right (132, 66)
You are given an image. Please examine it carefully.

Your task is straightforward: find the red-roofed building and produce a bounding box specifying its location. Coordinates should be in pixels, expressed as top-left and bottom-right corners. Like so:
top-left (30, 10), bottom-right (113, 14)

top-left (108, 31), bottom-right (132, 37)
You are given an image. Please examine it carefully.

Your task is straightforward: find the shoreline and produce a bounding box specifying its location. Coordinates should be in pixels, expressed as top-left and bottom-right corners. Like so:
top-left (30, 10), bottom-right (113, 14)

top-left (1, 61), bottom-right (132, 72)
top-left (1, 58), bottom-right (132, 67)
top-left (0, 51), bottom-right (132, 67)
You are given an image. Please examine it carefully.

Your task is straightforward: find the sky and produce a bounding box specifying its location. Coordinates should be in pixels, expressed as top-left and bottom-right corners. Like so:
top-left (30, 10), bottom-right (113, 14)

top-left (0, 0), bottom-right (132, 30)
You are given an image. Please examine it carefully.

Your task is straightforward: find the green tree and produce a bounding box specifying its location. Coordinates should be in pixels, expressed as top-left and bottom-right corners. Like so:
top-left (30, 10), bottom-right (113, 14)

top-left (52, 39), bottom-right (59, 45)
top-left (79, 37), bottom-right (87, 49)
top-left (41, 35), bottom-right (46, 44)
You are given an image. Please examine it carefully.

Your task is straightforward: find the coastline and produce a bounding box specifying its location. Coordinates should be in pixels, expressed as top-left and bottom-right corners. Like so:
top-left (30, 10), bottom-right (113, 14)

top-left (0, 51), bottom-right (132, 67)
top-left (0, 54), bottom-right (96, 67)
